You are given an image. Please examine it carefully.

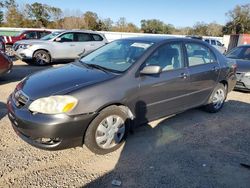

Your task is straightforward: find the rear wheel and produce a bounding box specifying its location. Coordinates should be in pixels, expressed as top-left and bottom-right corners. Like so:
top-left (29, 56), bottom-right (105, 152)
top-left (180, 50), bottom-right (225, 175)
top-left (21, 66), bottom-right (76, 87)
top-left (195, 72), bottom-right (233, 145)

top-left (5, 44), bottom-right (13, 56)
top-left (33, 50), bottom-right (51, 66)
top-left (204, 83), bottom-right (227, 113)
top-left (84, 106), bottom-right (128, 155)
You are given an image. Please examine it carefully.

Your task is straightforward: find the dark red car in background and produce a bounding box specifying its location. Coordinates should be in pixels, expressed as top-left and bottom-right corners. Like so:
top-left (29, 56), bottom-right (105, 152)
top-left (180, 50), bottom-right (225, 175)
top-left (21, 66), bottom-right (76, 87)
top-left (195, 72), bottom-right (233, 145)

top-left (0, 51), bottom-right (12, 77)
top-left (0, 30), bottom-right (51, 56)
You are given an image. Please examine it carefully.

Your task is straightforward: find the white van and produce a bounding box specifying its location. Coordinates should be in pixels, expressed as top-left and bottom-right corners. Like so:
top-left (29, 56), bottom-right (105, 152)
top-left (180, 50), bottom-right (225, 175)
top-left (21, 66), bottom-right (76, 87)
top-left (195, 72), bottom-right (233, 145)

top-left (203, 38), bottom-right (226, 54)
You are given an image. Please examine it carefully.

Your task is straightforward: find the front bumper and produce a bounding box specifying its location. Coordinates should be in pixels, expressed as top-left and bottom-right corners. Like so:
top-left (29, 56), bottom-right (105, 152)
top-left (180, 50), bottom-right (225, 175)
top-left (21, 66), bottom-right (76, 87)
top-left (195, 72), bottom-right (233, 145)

top-left (13, 48), bottom-right (33, 61)
top-left (235, 72), bottom-right (250, 91)
top-left (7, 94), bottom-right (95, 150)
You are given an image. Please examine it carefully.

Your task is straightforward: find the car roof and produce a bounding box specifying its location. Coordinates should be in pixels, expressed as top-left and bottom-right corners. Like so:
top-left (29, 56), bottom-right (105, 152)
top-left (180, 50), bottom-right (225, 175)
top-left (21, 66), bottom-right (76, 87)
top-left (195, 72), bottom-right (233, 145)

top-left (118, 36), bottom-right (205, 44)
top-left (59, 30), bottom-right (101, 34)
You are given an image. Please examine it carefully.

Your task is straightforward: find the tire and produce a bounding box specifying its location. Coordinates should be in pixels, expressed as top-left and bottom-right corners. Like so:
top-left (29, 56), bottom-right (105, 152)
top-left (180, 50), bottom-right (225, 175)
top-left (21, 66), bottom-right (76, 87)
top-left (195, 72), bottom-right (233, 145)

top-left (33, 50), bottom-right (51, 66)
top-left (84, 106), bottom-right (129, 155)
top-left (204, 83), bottom-right (227, 113)
top-left (5, 44), bottom-right (13, 57)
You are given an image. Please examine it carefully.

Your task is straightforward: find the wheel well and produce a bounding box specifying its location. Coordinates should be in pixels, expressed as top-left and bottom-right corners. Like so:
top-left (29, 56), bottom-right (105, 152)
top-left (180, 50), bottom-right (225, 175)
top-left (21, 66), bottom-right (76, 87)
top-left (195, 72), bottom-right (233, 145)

top-left (219, 80), bottom-right (228, 90)
top-left (97, 103), bottom-right (134, 120)
top-left (33, 49), bottom-right (51, 58)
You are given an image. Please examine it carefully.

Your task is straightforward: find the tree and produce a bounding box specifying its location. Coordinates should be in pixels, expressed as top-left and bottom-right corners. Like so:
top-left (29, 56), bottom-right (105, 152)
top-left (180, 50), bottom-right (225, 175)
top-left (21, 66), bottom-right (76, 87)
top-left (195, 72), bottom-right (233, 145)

top-left (223, 4), bottom-right (250, 34)
top-left (25, 2), bottom-right (62, 28)
top-left (112, 17), bottom-right (139, 32)
top-left (4, 0), bottom-right (25, 27)
top-left (141, 19), bottom-right (174, 34)
top-left (83, 11), bottom-right (99, 30)
top-left (99, 18), bottom-right (113, 31)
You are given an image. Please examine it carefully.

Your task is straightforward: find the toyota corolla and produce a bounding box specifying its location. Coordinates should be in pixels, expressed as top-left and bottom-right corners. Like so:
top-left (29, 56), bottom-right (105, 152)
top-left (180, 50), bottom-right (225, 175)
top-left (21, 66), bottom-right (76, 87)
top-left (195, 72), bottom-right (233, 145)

top-left (7, 37), bottom-right (237, 154)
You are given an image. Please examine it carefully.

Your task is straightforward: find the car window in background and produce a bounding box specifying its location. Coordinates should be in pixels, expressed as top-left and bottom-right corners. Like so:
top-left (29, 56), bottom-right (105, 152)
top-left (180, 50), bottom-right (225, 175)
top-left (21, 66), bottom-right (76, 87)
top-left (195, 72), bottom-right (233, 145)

top-left (40, 32), bottom-right (50, 38)
top-left (81, 40), bottom-right (154, 72)
top-left (25, 32), bottom-right (37, 39)
top-left (186, 43), bottom-right (216, 66)
top-left (14, 31), bottom-right (24, 36)
top-left (216, 41), bottom-right (223, 46)
top-left (211, 40), bottom-right (216, 45)
top-left (145, 43), bottom-right (183, 71)
top-left (41, 31), bottom-right (62, 40)
top-left (243, 48), bottom-right (250, 60)
top-left (92, 34), bottom-right (103, 41)
top-left (75, 33), bottom-right (93, 42)
top-left (204, 39), bottom-right (209, 43)
top-left (59, 33), bottom-right (74, 42)
top-left (226, 47), bottom-right (245, 59)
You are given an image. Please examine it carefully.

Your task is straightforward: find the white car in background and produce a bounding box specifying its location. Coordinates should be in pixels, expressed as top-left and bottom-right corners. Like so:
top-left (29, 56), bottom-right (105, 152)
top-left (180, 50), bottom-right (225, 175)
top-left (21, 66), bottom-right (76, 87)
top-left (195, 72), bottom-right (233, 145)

top-left (13, 30), bottom-right (108, 65)
top-left (203, 38), bottom-right (227, 54)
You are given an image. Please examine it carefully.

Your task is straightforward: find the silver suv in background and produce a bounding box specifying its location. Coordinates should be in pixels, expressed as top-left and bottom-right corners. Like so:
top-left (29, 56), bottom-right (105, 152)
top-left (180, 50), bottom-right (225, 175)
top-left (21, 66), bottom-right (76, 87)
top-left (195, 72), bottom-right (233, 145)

top-left (203, 38), bottom-right (227, 54)
top-left (13, 30), bottom-right (108, 65)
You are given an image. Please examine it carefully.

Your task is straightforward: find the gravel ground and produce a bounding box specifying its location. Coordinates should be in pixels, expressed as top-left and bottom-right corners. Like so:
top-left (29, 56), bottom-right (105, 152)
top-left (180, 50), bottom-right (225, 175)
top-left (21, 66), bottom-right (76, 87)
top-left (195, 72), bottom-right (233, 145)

top-left (0, 60), bottom-right (250, 188)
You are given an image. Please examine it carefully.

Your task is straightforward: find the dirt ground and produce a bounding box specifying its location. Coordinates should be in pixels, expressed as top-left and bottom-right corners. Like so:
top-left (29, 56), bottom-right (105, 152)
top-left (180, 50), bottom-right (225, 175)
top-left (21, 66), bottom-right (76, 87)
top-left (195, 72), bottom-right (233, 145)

top-left (0, 60), bottom-right (250, 188)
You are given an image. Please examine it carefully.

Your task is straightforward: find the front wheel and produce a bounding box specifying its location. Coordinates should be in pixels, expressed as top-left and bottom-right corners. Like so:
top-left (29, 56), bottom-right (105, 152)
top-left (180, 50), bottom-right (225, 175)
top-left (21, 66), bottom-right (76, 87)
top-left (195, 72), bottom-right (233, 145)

top-left (84, 106), bottom-right (128, 155)
top-left (204, 83), bottom-right (227, 113)
top-left (33, 50), bottom-right (51, 66)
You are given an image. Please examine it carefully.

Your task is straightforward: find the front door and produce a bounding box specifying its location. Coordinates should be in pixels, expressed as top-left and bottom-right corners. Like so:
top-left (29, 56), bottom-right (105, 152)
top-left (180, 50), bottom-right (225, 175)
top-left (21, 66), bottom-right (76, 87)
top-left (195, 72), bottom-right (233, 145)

top-left (53, 32), bottom-right (77, 59)
top-left (137, 42), bottom-right (191, 122)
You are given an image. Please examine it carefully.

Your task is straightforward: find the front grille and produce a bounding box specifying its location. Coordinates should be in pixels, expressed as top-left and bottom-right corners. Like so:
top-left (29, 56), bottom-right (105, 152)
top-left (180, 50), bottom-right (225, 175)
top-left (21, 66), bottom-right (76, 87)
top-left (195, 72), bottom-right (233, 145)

top-left (12, 90), bottom-right (29, 108)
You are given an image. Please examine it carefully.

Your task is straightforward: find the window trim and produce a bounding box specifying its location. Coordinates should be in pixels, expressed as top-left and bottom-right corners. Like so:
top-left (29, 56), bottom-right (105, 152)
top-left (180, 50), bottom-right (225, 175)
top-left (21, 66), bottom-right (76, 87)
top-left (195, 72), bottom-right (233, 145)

top-left (184, 42), bottom-right (218, 68)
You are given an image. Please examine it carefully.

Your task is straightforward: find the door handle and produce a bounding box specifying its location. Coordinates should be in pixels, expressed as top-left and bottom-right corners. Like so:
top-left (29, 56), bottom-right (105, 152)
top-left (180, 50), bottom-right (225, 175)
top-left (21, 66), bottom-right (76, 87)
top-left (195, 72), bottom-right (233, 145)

top-left (212, 66), bottom-right (219, 72)
top-left (179, 73), bottom-right (188, 79)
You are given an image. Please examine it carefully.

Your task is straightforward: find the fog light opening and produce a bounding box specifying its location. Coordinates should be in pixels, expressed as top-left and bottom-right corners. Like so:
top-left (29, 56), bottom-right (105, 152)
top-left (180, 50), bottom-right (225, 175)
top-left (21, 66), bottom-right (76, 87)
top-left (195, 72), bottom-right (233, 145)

top-left (34, 137), bottom-right (62, 145)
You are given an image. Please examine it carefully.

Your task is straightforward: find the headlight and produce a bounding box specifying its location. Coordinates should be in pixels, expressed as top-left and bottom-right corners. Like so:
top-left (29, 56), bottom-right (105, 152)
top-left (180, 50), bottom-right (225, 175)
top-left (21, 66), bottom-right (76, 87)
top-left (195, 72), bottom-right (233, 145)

top-left (245, 72), bottom-right (250, 77)
top-left (19, 44), bottom-right (32, 49)
top-left (29, 95), bottom-right (78, 114)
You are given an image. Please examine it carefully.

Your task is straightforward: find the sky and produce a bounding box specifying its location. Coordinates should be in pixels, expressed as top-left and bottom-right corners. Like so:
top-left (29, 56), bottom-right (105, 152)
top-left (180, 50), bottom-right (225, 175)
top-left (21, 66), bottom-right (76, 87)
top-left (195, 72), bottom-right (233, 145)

top-left (16, 0), bottom-right (250, 27)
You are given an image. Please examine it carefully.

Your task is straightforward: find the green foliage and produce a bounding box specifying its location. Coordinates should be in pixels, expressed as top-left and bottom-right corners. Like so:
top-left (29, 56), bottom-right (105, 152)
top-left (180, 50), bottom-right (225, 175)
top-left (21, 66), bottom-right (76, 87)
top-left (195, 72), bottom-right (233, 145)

top-left (223, 4), bottom-right (250, 34)
top-left (141, 19), bottom-right (174, 34)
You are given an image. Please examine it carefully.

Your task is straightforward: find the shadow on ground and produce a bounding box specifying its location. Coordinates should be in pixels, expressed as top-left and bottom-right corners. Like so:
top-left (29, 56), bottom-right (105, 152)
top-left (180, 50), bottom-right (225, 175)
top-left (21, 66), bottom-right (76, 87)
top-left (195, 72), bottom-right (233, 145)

top-left (0, 102), bottom-right (7, 120)
top-left (84, 100), bottom-right (250, 188)
top-left (0, 64), bottom-right (53, 85)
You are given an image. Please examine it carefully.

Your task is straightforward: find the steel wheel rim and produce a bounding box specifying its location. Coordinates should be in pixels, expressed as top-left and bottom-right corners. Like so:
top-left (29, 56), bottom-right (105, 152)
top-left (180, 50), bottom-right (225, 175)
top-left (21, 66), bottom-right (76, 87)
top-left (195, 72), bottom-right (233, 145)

top-left (95, 115), bottom-right (125, 149)
top-left (212, 88), bottom-right (225, 109)
top-left (35, 53), bottom-right (49, 65)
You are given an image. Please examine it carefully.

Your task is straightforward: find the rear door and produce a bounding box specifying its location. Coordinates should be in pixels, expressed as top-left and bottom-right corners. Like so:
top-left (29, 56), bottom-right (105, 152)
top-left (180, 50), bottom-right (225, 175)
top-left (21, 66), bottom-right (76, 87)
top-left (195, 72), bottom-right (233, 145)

top-left (184, 42), bottom-right (220, 106)
top-left (137, 42), bottom-right (191, 121)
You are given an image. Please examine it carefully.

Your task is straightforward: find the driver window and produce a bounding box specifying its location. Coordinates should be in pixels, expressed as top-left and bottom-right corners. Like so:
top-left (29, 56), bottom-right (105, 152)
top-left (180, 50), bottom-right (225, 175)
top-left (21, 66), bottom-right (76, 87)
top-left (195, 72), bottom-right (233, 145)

top-left (59, 33), bottom-right (74, 42)
top-left (145, 43), bottom-right (183, 71)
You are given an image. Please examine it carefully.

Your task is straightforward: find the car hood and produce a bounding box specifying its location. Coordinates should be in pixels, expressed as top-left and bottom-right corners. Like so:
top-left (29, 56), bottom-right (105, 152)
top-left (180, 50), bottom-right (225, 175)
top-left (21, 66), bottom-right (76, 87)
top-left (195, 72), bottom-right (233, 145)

top-left (20, 62), bottom-right (117, 100)
top-left (15, 40), bottom-right (51, 45)
top-left (234, 59), bottom-right (250, 72)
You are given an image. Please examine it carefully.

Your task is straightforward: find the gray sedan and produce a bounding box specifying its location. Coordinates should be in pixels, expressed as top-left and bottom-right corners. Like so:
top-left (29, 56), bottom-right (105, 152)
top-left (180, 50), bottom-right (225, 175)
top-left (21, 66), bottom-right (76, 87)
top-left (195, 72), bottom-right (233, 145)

top-left (8, 37), bottom-right (236, 154)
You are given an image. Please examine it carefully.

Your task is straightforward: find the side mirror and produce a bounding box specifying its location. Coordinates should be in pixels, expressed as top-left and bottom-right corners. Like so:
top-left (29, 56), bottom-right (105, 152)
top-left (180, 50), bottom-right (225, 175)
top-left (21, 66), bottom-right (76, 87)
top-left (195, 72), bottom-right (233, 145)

top-left (140, 65), bottom-right (162, 75)
top-left (55, 38), bottom-right (62, 42)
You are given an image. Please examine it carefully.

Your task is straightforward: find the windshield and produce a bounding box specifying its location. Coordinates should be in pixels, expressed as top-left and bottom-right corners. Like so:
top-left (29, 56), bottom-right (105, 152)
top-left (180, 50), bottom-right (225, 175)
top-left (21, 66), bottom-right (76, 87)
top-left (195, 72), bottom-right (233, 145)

top-left (226, 47), bottom-right (245, 59)
top-left (14, 31), bottom-right (24, 37)
top-left (80, 40), bottom-right (154, 72)
top-left (41, 31), bottom-right (63, 41)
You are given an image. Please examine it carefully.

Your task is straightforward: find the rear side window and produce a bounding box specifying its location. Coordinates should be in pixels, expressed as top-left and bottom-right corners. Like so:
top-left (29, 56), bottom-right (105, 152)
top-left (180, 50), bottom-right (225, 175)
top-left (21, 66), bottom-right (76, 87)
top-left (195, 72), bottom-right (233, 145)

top-left (92, 34), bottom-right (103, 41)
top-left (216, 41), bottom-right (223, 46)
top-left (40, 32), bottom-right (50, 38)
top-left (204, 39), bottom-right (209, 43)
top-left (185, 43), bottom-right (216, 66)
top-left (25, 31), bottom-right (37, 39)
top-left (75, 33), bottom-right (93, 42)
top-left (145, 43), bottom-right (183, 71)
top-left (211, 40), bottom-right (216, 45)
